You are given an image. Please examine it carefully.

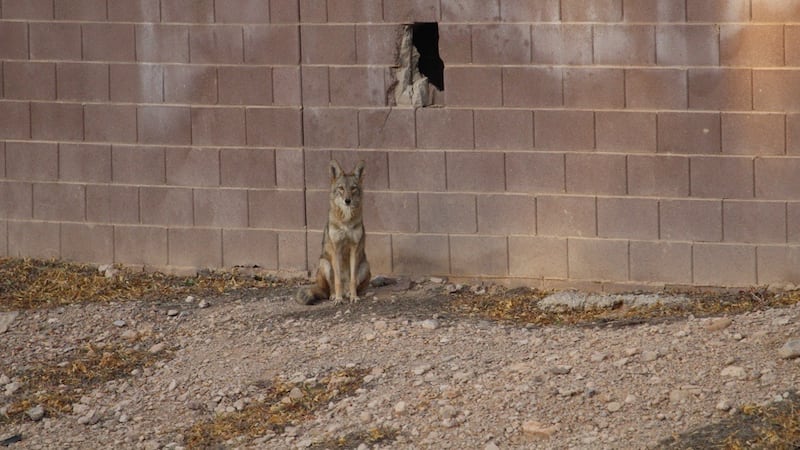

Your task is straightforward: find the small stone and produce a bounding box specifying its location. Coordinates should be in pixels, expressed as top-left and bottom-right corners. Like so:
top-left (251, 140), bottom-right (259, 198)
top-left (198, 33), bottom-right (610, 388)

top-left (0, 311), bottom-right (19, 334)
top-left (289, 387), bottom-right (304, 400)
top-left (167, 380), bottom-right (178, 392)
top-left (521, 421), bottom-right (557, 439)
top-left (716, 399), bottom-right (732, 411)
top-left (166, 309), bottom-right (179, 317)
top-left (669, 390), bottom-right (692, 404)
top-left (445, 284), bottom-right (463, 294)
top-left (484, 443), bottom-right (500, 450)
top-left (77, 409), bottom-right (99, 425)
top-left (590, 352), bottom-right (607, 362)
top-left (198, 299), bottom-right (210, 308)
top-left (641, 351), bottom-right (659, 362)
top-left (0, 374), bottom-right (9, 385)
top-left (440, 405), bottom-right (458, 419)
top-left (778, 338), bottom-right (800, 359)
top-left (706, 317), bottom-right (733, 331)
top-left (26, 405), bottom-right (45, 421)
top-left (121, 330), bottom-right (138, 341)
top-left (624, 348), bottom-right (640, 357)
top-left (413, 364), bottom-right (433, 376)
top-left (394, 401), bottom-right (407, 414)
top-left (185, 295), bottom-right (195, 303)
top-left (607, 402), bottom-right (622, 413)
top-left (420, 319), bottom-right (440, 330)
top-left (113, 320), bottom-right (126, 327)
top-left (612, 357), bottom-right (630, 368)
top-left (721, 365), bottom-right (747, 380)
top-left (370, 275), bottom-right (397, 287)
top-left (359, 411), bottom-right (372, 423)
top-left (429, 277), bottom-right (444, 284)
top-left (549, 365), bottom-right (572, 375)
top-left (149, 342), bottom-right (166, 354)
top-left (5, 382), bottom-right (21, 396)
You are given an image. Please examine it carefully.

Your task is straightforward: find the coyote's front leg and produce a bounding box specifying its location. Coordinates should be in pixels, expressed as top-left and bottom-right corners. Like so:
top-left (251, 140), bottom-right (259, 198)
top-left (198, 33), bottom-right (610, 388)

top-left (331, 249), bottom-right (344, 304)
top-left (349, 246), bottom-right (360, 302)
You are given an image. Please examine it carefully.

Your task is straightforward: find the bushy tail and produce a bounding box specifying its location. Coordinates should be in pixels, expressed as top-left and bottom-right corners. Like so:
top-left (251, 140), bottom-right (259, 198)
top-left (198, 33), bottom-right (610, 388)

top-left (295, 285), bottom-right (327, 305)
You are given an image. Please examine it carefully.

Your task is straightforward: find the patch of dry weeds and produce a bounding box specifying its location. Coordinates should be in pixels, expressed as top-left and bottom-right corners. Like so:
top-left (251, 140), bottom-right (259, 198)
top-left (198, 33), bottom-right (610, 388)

top-left (0, 258), bottom-right (295, 311)
top-left (658, 392), bottom-right (800, 449)
top-left (451, 287), bottom-right (800, 327)
top-left (2, 343), bottom-right (170, 423)
top-left (183, 367), bottom-right (377, 449)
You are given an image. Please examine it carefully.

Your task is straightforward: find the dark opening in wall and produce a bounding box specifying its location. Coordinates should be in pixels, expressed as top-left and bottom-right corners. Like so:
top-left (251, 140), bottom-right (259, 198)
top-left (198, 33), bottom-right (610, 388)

top-left (393, 22), bottom-right (444, 107)
top-left (411, 22), bottom-right (444, 91)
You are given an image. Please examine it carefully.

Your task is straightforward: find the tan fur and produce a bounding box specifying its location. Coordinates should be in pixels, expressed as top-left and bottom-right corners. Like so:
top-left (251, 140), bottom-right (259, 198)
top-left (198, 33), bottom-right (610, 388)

top-left (296, 160), bottom-right (371, 305)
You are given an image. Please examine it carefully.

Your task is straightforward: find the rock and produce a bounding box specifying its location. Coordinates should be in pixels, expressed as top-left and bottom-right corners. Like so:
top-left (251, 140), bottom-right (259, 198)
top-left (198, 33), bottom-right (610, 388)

top-left (359, 411), bottom-right (372, 423)
top-left (0, 311), bottom-right (19, 334)
top-left (5, 381), bottom-right (21, 396)
top-left (289, 387), bottom-right (304, 400)
top-left (669, 390), bottom-right (692, 404)
top-left (420, 319), bottom-right (440, 330)
top-left (607, 402), bottom-right (622, 413)
top-left (720, 366), bottom-right (747, 380)
top-left (706, 317), bottom-right (733, 331)
top-left (121, 330), bottom-right (138, 341)
top-left (641, 351), bottom-right (659, 362)
top-left (445, 284), bottom-right (463, 294)
top-left (113, 320), bottom-right (126, 327)
top-left (166, 309), bottom-right (179, 317)
top-left (198, 299), bottom-right (210, 308)
top-left (590, 352), bottom-right (607, 362)
top-left (413, 364), bottom-right (433, 376)
top-left (484, 443), bottom-right (500, 450)
top-left (0, 374), bottom-right (9, 385)
top-left (370, 276), bottom-right (396, 287)
top-left (716, 399), bottom-right (732, 411)
top-left (394, 401), bottom-right (407, 414)
top-left (26, 405), bottom-right (45, 421)
top-left (429, 277), bottom-right (444, 284)
top-left (185, 295), bottom-right (195, 303)
top-left (149, 342), bottom-right (166, 354)
top-left (77, 409), bottom-right (99, 425)
top-left (778, 338), bottom-right (800, 359)
top-left (549, 365), bottom-right (572, 375)
top-left (521, 421), bottom-right (557, 439)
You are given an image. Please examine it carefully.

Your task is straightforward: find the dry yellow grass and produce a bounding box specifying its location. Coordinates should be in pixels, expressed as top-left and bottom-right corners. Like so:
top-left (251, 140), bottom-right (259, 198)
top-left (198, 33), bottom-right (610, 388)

top-left (451, 286), bottom-right (800, 327)
top-left (0, 258), bottom-right (293, 311)
top-left (2, 343), bottom-right (169, 423)
top-left (183, 367), bottom-right (374, 449)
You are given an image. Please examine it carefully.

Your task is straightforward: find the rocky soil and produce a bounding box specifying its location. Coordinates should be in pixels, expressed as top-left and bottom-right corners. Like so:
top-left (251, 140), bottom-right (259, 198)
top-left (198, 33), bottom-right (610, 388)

top-left (1, 278), bottom-right (799, 449)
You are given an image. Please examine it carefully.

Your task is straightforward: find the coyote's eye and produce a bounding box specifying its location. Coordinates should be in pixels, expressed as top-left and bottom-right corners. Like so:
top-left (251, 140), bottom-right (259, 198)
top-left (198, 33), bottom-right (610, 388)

top-left (351, 187), bottom-right (359, 194)
top-left (337, 186), bottom-right (345, 193)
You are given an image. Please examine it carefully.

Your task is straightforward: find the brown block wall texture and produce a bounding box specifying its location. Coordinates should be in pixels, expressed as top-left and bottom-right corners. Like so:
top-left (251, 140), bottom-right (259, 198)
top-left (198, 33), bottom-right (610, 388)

top-left (2, 0), bottom-right (800, 289)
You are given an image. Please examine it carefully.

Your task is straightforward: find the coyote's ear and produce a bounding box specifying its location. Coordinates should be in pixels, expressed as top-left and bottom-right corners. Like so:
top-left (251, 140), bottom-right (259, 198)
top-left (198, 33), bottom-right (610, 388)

top-left (329, 160), bottom-right (343, 180)
top-left (353, 160), bottom-right (365, 182)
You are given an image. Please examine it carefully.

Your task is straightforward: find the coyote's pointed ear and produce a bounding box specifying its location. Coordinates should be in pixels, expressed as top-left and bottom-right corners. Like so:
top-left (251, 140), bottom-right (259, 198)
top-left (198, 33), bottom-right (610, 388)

top-left (329, 159), bottom-right (343, 181)
top-left (353, 160), bottom-right (365, 182)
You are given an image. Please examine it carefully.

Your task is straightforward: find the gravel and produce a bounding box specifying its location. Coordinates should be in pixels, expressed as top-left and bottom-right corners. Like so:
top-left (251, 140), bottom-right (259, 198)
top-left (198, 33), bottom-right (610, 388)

top-left (1, 281), bottom-right (799, 449)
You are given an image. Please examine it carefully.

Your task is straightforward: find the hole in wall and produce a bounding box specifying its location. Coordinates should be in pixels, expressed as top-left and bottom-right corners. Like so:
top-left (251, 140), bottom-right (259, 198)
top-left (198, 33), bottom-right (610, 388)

top-left (392, 22), bottom-right (444, 107)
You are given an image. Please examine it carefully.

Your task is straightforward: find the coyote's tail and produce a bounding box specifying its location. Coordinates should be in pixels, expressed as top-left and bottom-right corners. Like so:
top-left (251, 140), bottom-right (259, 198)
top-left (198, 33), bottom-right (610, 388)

top-left (295, 284), bottom-right (327, 305)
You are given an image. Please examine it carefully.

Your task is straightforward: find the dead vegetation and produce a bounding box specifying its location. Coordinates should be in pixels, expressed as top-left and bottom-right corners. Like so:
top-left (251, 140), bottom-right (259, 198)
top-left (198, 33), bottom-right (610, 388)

top-left (657, 391), bottom-right (800, 450)
top-left (1, 343), bottom-right (170, 424)
top-left (0, 258), bottom-right (294, 311)
top-left (451, 286), bottom-right (800, 327)
top-left (181, 367), bottom-right (394, 449)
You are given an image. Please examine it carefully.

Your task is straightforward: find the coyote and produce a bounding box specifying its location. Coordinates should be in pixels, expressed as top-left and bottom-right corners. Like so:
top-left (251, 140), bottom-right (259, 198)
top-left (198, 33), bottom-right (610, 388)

top-left (296, 160), bottom-right (371, 305)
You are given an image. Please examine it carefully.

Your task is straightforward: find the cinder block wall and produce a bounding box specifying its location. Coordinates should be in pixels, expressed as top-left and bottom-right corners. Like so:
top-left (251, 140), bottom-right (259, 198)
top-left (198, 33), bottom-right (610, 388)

top-left (1, 0), bottom-right (799, 289)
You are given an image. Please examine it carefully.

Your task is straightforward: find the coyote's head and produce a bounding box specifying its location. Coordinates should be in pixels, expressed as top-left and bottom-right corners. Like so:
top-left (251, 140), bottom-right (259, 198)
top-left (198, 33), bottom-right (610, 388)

top-left (329, 160), bottom-right (365, 221)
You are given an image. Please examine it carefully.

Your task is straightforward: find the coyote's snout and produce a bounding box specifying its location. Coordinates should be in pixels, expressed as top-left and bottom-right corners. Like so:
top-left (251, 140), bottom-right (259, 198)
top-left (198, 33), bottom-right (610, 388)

top-left (296, 160), bottom-right (371, 305)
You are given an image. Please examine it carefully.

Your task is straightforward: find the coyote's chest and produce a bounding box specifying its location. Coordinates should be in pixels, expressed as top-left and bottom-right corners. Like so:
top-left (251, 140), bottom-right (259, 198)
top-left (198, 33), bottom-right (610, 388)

top-left (327, 219), bottom-right (363, 245)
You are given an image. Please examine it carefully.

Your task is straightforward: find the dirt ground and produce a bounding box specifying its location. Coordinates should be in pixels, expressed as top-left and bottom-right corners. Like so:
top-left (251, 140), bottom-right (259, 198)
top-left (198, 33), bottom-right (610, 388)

top-left (1, 263), bottom-right (799, 449)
